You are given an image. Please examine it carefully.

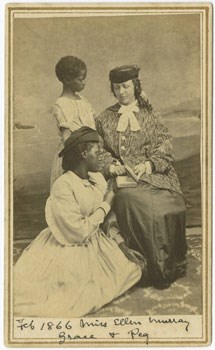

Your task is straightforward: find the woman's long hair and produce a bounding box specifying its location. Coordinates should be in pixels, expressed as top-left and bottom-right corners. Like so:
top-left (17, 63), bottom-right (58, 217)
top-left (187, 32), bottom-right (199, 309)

top-left (111, 78), bottom-right (153, 112)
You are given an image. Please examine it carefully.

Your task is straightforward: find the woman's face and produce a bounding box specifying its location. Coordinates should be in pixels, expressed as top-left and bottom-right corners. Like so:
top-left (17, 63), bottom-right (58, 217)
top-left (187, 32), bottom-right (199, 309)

top-left (113, 80), bottom-right (136, 105)
top-left (65, 69), bottom-right (87, 92)
top-left (85, 143), bottom-right (100, 172)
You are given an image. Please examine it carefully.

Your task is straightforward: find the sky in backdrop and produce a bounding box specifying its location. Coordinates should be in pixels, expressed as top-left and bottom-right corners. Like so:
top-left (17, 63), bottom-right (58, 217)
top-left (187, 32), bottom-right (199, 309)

top-left (14, 14), bottom-right (200, 124)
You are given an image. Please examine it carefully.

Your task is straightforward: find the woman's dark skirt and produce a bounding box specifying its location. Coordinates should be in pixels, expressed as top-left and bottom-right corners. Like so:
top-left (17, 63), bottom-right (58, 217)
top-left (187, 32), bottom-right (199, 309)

top-left (114, 182), bottom-right (187, 288)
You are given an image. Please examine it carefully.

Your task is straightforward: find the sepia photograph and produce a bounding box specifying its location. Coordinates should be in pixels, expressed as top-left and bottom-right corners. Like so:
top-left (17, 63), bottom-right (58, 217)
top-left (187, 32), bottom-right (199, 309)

top-left (5, 2), bottom-right (212, 347)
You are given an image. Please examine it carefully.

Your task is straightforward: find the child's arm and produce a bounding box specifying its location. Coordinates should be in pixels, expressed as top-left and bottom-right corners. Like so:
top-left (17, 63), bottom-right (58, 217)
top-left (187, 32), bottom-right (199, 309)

top-left (60, 127), bottom-right (71, 143)
top-left (53, 104), bottom-right (72, 143)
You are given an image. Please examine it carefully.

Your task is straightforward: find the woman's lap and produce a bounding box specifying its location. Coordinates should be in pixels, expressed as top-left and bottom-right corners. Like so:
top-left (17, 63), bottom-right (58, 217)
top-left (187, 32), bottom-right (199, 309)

top-left (114, 183), bottom-right (187, 286)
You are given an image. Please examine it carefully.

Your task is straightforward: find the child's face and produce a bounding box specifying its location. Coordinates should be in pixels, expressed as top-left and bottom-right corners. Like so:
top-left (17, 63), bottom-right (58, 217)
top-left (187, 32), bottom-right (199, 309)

top-left (66, 69), bottom-right (87, 92)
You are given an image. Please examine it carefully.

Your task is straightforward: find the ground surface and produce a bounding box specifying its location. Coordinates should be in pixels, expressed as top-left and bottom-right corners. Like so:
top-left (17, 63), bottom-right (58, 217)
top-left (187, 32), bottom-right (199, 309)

top-left (14, 227), bottom-right (202, 316)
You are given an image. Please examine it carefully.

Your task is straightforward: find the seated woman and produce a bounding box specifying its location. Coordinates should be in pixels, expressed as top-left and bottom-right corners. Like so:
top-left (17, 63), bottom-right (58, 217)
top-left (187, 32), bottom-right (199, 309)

top-left (14, 127), bottom-right (142, 318)
top-left (96, 65), bottom-right (187, 289)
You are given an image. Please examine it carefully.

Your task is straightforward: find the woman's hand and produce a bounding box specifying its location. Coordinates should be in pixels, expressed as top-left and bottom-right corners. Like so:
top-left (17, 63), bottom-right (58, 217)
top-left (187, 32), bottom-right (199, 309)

top-left (110, 164), bottom-right (127, 176)
top-left (134, 163), bottom-right (146, 180)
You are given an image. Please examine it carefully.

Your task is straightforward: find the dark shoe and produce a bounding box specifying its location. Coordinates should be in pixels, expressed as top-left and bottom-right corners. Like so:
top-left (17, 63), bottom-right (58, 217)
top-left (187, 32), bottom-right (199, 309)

top-left (136, 259), bottom-right (152, 288)
top-left (153, 281), bottom-right (171, 290)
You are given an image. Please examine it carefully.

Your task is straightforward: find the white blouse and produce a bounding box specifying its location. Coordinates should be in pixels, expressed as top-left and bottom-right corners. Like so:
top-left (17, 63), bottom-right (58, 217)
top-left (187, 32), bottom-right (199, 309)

top-left (46, 171), bottom-right (124, 246)
top-left (53, 95), bottom-right (96, 137)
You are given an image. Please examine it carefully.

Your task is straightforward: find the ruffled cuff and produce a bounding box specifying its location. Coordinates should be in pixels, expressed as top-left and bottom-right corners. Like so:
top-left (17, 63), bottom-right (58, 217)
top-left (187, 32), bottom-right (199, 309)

top-left (145, 160), bottom-right (153, 175)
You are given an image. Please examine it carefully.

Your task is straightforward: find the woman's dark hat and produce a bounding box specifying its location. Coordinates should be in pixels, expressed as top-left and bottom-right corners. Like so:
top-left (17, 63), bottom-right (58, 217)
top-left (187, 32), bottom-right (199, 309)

top-left (109, 65), bottom-right (140, 84)
top-left (59, 126), bottom-right (99, 157)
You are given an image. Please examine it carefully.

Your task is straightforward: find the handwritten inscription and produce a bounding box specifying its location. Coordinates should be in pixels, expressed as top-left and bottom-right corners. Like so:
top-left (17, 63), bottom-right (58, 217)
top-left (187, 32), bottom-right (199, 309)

top-left (59, 332), bottom-right (96, 344)
top-left (80, 319), bottom-right (107, 328)
top-left (15, 316), bottom-right (192, 344)
top-left (149, 316), bottom-right (190, 332)
top-left (128, 328), bottom-right (149, 343)
top-left (114, 317), bottom-right (142, 326)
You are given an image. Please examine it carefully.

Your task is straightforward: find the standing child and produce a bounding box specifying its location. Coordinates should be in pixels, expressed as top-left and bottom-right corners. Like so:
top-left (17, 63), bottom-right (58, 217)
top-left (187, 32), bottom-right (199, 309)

top-left (50, 56), bottom-right (96, 188)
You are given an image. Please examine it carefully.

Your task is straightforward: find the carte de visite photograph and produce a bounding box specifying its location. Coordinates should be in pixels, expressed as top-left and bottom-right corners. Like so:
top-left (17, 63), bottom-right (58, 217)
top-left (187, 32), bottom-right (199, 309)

top-left (5, 2), bottom-right (212, 347)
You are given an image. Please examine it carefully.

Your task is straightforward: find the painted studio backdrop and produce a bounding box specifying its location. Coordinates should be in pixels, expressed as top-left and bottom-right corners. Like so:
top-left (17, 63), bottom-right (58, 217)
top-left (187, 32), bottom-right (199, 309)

top-left (13, 14), bottom-right (201, 241)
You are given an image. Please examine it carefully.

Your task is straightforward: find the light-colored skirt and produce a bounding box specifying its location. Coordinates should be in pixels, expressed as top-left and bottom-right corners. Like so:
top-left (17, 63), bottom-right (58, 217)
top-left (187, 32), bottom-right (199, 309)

top-left (14, 228), bottom-right (141, 318)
